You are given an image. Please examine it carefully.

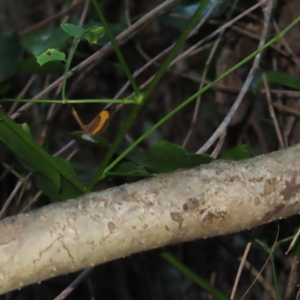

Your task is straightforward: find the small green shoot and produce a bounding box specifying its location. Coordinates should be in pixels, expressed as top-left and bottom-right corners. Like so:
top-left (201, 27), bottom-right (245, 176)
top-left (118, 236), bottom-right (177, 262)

top-left (61, 23), bottom-right (105, 44)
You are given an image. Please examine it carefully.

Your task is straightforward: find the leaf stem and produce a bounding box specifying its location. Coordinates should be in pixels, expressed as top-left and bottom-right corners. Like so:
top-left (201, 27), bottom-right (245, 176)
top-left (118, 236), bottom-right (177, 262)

top-left (91, 0), bottom-right (141, 97)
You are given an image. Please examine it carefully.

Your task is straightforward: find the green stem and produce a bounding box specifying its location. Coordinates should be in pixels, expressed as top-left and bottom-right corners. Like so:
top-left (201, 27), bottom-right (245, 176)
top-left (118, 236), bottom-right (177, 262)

top-left (2, 98), bottom-right (136, 104)
top-left (102, 14), bottom-right (300, 175)
top-left (270, 256), bottom-right (282, 300)
top-left (89, 1), bottom-right (211, 186)
top-left (143, 0), bottom-right (210, 101)
top-left (62, 39), bottom-right (81, 101)
top-left (161, 252), bottom-right (230, 300)
top-left (91, 0), bottom-right (141, 97)
top-left (88, 104), bottom-right (142, 188)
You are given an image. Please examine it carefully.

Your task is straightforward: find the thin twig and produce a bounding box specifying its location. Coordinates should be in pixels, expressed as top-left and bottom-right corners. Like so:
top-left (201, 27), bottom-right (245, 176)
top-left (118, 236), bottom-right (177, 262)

top-left (172, 2), bottom-right (264, 66)
top-left (181, 0), bottom-right (220, 148)
top-left (182, 0), bottom-right (238, 148)
top-left (262, 73), bottom-right (285, 148)
top-left (114, 2), bottom-right (264, 109)
top-left (273, 102), bottom-right (300, 118)
top-left (240, 224), bottom-right (279, 300)
top-left (231, 237), bottom-right (252, 299)
top-left (53, 268), bottom-right (93, 300)
top-left (210, 132), bottom-right (226, 158)
top-left (0, 174), bottom-right (30, 219)
top-left (285, 227), bottom-right (300, 255)
top-left (197, 0), bottom-right (273, 153)
top-left (284, 255), bottom-right (299, 299)
top-left (8, 75), bottom-right (36, 115)
top-left (19, 0), bottom-right (86, 37)
top-left (272, 19), bottom-right (300, 69)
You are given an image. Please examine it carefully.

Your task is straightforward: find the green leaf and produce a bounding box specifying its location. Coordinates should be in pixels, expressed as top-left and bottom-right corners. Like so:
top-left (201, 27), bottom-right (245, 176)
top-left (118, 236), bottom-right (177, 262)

top-left (60, 23), bottom-right (105, 44)
top-left (0, 32), bottom-right (22, 82)
top-left (34, 174), bottom-right (62, 202)
top-left (0, 109), bottom-right (88, 200)
top-left (82, 21), bottom-right (125, 46)
top-left (221, 144), bottom-right (255, 161)
top-left (18, 56), bottom-right (64, 75)
top-left (22, 27), bottom-right (71, 56)
top-left (163, 0), bottom-right (231, 31)
top-left (53, 157), bottom-right (77, 177)
top-left (109, 162), bottom-right (150, 177)
top-left (71, 131), bottom-right (110, 145)
top-left (115, 140), bottom-right (145, 167)
top-left (83, 26), bottom-right (105, 44)
top-left (58, 176), bottom-right (87, 201)
top-left (71, 132), bottom-right (145, 166)
top-left (173, 0), bottom-right (231, 18)
top-left (143, 140), bottom-right (214, 173)
top-left (36, 49), bottom-right (66, 66)
top-left (161, 251), bottom-right (229, 300)
top-left (252, 71), bottom-right (300, 92)
top-left (0, 114), bottom-right (61, 190)
top-left (34, 174), bottom-right (84, 202)
top-left (61, 23), bottom-right (86, 38)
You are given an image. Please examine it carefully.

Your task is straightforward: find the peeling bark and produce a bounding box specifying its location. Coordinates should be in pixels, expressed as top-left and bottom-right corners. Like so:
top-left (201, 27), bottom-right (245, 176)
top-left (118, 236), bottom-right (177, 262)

top-left (1, 145), bottom-right (300, 294)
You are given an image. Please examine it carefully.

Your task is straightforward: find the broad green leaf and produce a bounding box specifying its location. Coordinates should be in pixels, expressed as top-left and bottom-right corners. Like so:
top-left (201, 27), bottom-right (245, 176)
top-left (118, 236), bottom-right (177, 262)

top-left (221, 144), bottom-right (255, 161)
top-left (143, 140), bottom-right (214, 173)
top-left (0, 109), bottom-right (88, 200)
top-left (83, 137), bottom-right (213, 174)
top-left (116, 140), bottom-right (145, 167)
top-left (83, 26), bottom-right (105, 44)
top-left (0, 32), bottom-right (22, 82)
top-left (36, 49), bottom-right (66, 66)
top-left (53, 157), bottom-right (77, 177)
top-left (18, 56), bottom-right (64, 75)
top-left (58, 176), bottom-right (87, 201)
top-left (61, 23), bottom-right (86, 38)
top-left (34, 174), bottom-right (84, 202)
top-left (0, 111), bottom-right (61, 190)
top-left (22, 27), bottom-right (71, 56)
top-left (34, 174), bottom-right (62, 202)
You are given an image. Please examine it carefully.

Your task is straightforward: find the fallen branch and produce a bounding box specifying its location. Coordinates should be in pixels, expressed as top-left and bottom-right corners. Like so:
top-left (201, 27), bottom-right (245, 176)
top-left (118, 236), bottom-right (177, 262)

top-left (1, 144), bottom-right (300, 294)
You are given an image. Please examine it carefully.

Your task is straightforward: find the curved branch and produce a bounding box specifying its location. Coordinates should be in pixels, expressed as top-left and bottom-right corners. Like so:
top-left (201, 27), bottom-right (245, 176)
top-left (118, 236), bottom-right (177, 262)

top-left (1, 145), bottom-right (300, 294)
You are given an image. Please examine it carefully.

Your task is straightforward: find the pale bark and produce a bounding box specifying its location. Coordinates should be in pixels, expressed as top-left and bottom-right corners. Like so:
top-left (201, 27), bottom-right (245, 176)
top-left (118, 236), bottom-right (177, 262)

top-left (1, 144), bottom-right (300, 294)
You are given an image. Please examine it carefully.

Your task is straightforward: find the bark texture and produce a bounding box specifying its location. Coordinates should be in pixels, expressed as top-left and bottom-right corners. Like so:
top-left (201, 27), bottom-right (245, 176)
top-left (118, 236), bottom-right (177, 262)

top-left (1, 145), bottom-right (300, 294)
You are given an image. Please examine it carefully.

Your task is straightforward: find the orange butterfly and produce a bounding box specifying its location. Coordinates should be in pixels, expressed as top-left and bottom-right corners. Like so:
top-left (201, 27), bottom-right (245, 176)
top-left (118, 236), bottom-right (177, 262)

top-left (72, 106), bottom-right (112, 136)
